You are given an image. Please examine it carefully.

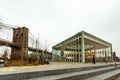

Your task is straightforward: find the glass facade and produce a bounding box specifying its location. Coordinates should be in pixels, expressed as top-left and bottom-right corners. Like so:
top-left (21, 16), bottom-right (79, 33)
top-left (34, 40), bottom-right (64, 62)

top-left (52, 31), bottom-right (113, 63)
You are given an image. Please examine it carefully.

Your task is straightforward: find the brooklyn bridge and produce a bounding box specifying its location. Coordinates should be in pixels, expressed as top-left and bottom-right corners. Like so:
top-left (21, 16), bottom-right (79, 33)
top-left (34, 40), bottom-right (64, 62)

top-left (0, 22), bottom-right (51, 66)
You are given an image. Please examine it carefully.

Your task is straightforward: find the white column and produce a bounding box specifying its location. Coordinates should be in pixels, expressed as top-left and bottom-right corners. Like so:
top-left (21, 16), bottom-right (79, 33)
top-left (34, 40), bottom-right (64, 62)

top-left (72, 38), bottom-right (74, 62)
top-left (81, 32), bottom-right (85, 63)
top-left (105, 48), bottom-right (107, 64)
top-left (78, 36), bottom-right (80, 62)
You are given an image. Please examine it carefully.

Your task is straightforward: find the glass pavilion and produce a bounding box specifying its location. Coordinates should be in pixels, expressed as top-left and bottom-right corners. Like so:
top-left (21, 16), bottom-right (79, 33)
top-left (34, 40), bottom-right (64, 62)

top-left (52, 31), bottom-right (113, 63)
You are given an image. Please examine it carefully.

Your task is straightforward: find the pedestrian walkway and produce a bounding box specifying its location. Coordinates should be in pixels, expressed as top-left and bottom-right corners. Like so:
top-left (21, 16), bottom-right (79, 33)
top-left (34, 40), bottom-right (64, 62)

top-left (0, 62), bottom-right (116, 72)
top-left (0, 62), bottom-right (119, 80)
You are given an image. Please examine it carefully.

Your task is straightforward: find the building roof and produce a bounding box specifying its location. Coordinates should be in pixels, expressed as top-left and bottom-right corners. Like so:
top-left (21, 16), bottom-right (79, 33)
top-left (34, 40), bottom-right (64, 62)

top-left (53, 31), bottom-right (112, 51)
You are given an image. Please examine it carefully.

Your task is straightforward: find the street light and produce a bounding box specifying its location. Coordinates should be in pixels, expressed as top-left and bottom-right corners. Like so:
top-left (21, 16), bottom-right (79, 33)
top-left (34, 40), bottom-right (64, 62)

top-left (113, 52), bottom-right (117, 68)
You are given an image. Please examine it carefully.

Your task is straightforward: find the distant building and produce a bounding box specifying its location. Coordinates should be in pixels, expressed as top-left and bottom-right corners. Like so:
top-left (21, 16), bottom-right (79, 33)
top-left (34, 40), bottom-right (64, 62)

top-left (52, 31), bottom-right (113, 63)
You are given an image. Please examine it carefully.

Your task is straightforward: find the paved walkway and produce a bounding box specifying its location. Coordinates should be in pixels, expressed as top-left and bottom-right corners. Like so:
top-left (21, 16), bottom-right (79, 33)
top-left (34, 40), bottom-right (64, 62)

top-left (0, 62), bottom-right (119, 80)
top-left (0, 62), bottom-right (117, 73)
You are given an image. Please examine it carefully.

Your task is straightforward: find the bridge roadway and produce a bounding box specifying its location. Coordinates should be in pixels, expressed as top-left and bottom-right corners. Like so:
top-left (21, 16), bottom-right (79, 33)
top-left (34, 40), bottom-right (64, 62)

top-left (0, 38), bottom-right (45, 53)
top-left (0, 38), bottom-right (20, 48)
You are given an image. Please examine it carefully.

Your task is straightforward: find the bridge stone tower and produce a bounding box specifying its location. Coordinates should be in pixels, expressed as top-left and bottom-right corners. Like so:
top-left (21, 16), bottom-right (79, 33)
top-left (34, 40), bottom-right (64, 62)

top-left (11, 27), bottom-right (29, 63)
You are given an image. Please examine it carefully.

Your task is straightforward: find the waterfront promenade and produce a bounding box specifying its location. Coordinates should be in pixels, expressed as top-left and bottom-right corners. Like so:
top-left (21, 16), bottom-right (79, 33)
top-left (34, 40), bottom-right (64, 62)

top-left (0, 62), bottom-right (116, 72)
top-left (0, 62), bottom-right (120, 80)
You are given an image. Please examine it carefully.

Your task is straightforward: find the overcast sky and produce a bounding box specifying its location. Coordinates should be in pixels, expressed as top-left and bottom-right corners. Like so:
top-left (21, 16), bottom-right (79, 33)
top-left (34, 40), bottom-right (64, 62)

top-left (0, 0), bottom-right (120, 57)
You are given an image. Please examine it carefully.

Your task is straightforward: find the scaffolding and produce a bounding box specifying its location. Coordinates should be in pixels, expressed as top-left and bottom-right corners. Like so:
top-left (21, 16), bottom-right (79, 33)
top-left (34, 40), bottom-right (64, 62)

top-left (52, 31), bottom-right (113, 63)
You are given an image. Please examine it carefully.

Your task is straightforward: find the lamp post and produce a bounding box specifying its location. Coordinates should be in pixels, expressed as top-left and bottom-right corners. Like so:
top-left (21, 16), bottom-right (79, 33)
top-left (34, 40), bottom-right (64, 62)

top-left (113, 52), bottom-right (117, 68)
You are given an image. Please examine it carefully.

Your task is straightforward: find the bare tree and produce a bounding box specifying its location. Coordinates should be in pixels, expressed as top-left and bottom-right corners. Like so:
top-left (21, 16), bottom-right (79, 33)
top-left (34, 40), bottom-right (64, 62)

top-left (37, 34), bottom-right (50, 64)
top-left (44, 40), bottom-right (50, 64)
top-left (1, 48), bottom-right (9, 66)
top-left (44, 40), bottom-right (49, 51)
top-left (2, 48), bottom-right (8, 58)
